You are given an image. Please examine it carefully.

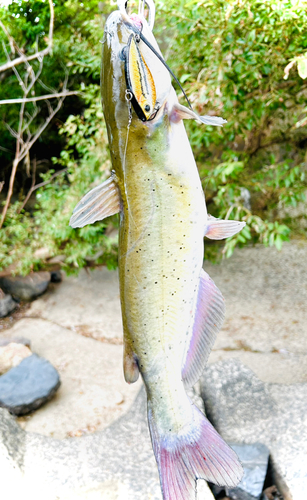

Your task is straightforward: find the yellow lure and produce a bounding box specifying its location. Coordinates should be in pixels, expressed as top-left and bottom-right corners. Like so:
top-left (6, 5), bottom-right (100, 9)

top-left (125, 34), bottom-right (157, 121)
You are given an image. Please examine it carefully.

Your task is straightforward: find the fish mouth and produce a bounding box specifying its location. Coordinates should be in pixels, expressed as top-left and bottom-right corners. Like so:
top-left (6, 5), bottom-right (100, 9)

top-left (104, 2), bottom-right (171, 123)
top-left (116, 2), bottom-right (158, 121)
top-left (114, 1), bottom-right (192, 121)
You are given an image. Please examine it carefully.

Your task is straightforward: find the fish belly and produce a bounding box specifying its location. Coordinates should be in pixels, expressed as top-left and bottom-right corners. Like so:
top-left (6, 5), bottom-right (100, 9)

top-left (118, 120), bottom-right (205, 430)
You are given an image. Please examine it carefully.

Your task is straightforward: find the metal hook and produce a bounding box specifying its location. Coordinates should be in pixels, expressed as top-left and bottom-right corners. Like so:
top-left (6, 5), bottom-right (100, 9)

top-left (138, 0), bottom-right (145, 17)
top-left (117, 0), bottom-right (130, 23)
top-left (125, 89), bottom-right (133, 128)
top-left (145, 0), bottom-right (155, 31)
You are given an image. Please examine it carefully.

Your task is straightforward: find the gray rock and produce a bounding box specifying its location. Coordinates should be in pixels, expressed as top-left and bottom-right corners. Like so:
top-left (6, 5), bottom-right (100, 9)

top-left (0, 271), bottom-right (51, 301)
top-left (0, 293), bottom-right (17, 317)
top-left (1, 317), bottom-right (142, 439)
top-left (0, 387), bottom-right (214, 500)
top-left (0, 354), bottom-right (60, 415)
top-left (200, 359), bottom-right (307, 500)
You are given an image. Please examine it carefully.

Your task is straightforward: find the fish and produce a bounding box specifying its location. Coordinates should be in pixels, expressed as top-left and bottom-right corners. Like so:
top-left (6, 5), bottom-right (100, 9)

top-left (70, 1), bottom-right (245, 498)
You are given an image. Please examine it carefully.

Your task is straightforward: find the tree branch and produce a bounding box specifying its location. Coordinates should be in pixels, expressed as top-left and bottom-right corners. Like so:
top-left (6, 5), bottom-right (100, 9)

top-left (18, 167), bottom-right (68, 213)
top-left (0, 90), bottom-right (80, 105)
top-left (0, 0), bottom-right (54, 73)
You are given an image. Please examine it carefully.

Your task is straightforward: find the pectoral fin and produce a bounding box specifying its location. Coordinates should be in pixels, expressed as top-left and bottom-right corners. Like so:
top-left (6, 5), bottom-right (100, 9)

top-left (69, 174), bottom-right (121, 228)
top-left (182, 269), bottom-right (225, 388)
top-left (171, 102), bottom-right (227, 126)
top-left (204, 214), bottom-right (246, 240)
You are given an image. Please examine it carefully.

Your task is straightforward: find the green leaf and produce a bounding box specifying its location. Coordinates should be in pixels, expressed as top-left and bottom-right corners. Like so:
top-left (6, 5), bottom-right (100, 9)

top-left (297, 56), bottom-right (307, 79)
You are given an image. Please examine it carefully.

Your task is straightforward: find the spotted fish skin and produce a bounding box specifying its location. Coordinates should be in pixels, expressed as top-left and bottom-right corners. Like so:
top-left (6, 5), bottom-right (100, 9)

top-left (71, 7), bottom-right (244, 500)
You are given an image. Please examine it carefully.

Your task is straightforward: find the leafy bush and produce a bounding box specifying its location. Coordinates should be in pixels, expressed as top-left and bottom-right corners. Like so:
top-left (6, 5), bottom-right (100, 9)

top-left (0, 0), bottom-right (306, 274)
top-left (156, 0), bottom-right (307, 257)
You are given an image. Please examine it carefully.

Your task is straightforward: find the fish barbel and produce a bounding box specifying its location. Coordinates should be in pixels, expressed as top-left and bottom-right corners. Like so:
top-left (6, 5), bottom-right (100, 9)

top-left (70, 1), bottom-right (244, 498)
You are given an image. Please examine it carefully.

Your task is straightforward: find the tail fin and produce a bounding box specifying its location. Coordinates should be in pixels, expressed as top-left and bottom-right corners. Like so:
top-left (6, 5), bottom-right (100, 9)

top-left (148, 400), bottom-right (243, 500)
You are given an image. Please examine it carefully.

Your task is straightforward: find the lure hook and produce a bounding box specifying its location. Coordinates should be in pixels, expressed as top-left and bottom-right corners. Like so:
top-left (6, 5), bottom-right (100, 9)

top-left (118, 0), bottom-right (155, 31)
top-left (138, 0), bottom-right (145, 18)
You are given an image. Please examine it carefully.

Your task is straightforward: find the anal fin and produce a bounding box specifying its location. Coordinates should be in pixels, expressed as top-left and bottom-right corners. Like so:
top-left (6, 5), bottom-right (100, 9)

top-left (182, 269), bottom-right (225, 388)
top-left (69, 173), bottom-right (121, 228)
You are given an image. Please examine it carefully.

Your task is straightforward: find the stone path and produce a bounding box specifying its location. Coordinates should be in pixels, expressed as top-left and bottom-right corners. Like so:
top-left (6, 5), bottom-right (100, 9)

top-left (0, 240), bottom-right (306, 499)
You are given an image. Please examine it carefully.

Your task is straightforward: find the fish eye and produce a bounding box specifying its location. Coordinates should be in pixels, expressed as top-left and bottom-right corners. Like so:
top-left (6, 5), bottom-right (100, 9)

top-left (145, 105), bottom-right (150, 112)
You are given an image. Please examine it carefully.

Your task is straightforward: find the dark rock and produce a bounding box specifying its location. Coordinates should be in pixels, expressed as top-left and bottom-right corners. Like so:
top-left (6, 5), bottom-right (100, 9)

top-left (209, 443), bottom-right (269, 500)
top-left (0, 272), bottom-right (51, 301)
top-left (50, 270), bottom-right (62, 283)
top-left (0, 354), bottom-right (60, 415)
top-left (200, 359), bottom-right (307, 500)
top-left (225, 443), bottom-right (269, 500)
top-left (0, 337), bottom-right (31, 348)
top-left (262, 485), bottom-right (283, 500)
top-left (0, 294), bottom-right (17, 317)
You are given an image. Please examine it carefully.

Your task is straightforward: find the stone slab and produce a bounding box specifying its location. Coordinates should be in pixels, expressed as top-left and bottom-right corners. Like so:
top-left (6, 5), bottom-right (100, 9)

top-left (0, 388), bottom-right (214, 500)
top-left (0, 342), bottom-right (32, 374)
top-left (0, 336), bottom-right (31, 347)
top-left (26, 267), bottom-right (123, 341)
top-left (200, 359), bottom-right (307, 500)
top-left (0, 317), bottom-right (141, 438)
top-left (208, 349), bottom-right (307, 384)
top-left (25, 242), bottom-right (307, 380)
top-left (204, 241), bottom-right (307, 355)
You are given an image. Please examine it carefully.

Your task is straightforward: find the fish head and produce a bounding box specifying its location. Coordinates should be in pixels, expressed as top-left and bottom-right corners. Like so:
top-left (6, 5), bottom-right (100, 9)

top-left (101, 5), bottom-right (171, 128)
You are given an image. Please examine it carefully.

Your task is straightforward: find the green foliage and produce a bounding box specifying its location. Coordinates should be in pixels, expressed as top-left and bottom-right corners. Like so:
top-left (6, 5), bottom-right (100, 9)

top-left (1, 0), bottom-right (307, 274)
top-left (0, 87), bottom-right (118, 275)
top-left (156, 0), bottom-right (307, 257)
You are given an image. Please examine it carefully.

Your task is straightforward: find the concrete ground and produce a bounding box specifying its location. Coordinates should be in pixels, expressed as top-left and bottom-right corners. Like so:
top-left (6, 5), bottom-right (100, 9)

top-left (0, 240), bottom-right (306, 438)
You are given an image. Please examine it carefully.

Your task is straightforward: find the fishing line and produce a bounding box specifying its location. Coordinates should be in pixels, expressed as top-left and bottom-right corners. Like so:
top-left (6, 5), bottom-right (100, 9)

top-left (122, 1), bottom-right (192, 110)
top-left (123, 89), bottom-right (133, 171)
top-left (136, 30), bottom-right (193, 110)
top-left (122, 89), bottom-right (137, 230)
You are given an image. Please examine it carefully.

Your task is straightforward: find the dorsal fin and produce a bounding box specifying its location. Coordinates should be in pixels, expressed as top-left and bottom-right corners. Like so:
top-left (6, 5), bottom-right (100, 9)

top-left (182, 269), bottom-right (225, 388)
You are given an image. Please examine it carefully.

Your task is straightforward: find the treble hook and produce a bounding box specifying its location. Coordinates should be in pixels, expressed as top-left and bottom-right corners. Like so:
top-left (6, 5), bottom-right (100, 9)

top-left (117, 0), bottom-right (156, 31)
top-left (117, 0), bottom-right (131, 23)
